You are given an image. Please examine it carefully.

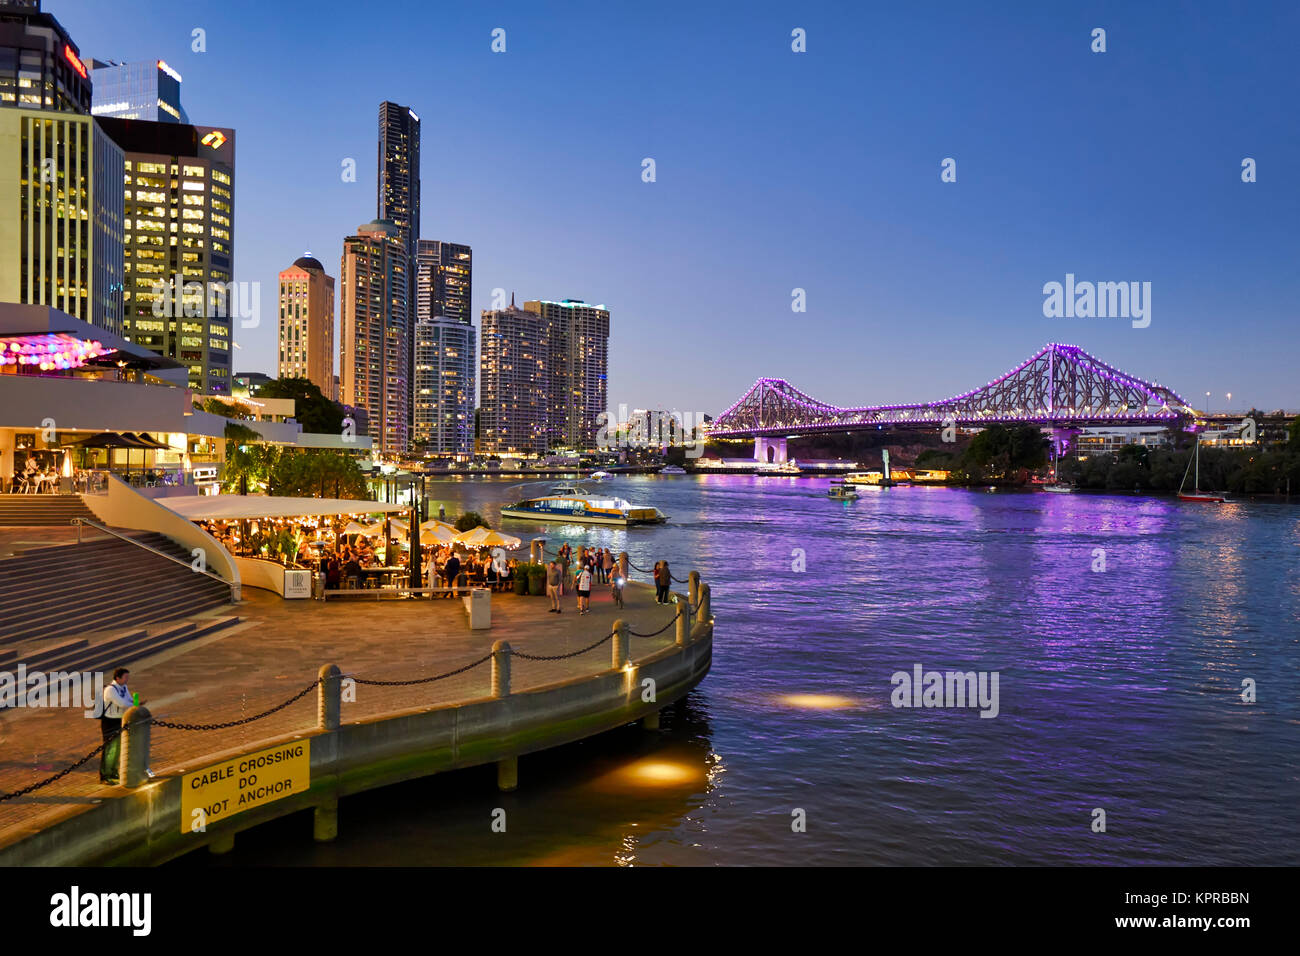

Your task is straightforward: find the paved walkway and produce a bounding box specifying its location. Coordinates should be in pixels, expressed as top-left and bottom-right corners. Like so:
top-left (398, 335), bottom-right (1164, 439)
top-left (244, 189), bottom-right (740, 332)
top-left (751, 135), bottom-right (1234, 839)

top-left (0, 579), bottom-right (682, 844)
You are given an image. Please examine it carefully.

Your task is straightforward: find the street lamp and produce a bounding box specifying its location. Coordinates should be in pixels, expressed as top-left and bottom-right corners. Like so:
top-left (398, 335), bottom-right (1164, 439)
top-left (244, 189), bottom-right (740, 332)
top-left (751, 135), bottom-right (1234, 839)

top-left (1226, 392), bottom-right (1232, 411)
top-left (1205, 391), bottom-right (1211, 414)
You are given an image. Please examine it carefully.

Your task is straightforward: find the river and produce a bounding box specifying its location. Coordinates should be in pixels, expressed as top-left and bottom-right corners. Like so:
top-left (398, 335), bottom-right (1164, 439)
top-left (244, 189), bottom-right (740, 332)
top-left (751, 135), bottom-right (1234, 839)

top-left (184, 474), bottom-right (1300, 866)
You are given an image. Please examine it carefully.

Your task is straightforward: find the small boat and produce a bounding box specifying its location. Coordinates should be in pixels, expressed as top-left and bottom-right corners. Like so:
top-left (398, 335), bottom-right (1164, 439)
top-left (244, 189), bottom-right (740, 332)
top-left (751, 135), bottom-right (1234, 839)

top-left (659, 465), bottom-right (686, 475)
top-left (502, 491), bottom-right (668, 526)
top-left (1043, 483), bottom-right (1074, 493)
top-left (827, 480), bottom-right (859, 500)
top-left (1178, 436), bottom-right (1227, 503)
top-left (588, 470), bottom-right (613, 480)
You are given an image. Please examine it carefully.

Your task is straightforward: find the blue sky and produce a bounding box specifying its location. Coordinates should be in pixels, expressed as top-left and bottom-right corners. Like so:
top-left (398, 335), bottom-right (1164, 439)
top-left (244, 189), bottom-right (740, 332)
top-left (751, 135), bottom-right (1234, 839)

top-left (57, 0), bottom-right (1300, 414)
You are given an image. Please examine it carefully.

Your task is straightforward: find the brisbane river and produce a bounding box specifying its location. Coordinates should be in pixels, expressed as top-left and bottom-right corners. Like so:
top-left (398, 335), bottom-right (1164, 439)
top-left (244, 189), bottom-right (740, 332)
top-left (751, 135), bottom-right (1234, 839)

top-left (191, 475), bottom-right (1299, 866)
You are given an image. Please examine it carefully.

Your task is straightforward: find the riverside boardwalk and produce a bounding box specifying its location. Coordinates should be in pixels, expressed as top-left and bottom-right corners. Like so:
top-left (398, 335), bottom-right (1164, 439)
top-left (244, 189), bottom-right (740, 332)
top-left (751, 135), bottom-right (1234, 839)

top-left (0, 573), bottom-right (713, 865)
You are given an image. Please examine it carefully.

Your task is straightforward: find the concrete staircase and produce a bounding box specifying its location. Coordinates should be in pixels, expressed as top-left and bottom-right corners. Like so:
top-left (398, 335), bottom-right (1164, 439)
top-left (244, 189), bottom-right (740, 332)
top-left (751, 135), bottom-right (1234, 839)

top-left (0, 493), bottom-right (97, 527)
top-left (0, 532), bottom-right (235, 646)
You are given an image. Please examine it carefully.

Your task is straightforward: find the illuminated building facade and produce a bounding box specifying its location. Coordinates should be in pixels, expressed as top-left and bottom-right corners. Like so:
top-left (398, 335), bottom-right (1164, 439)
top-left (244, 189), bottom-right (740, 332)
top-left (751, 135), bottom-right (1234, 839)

top-left (0, 0), bottom-right (92, 114)
top-left (340, 219), bottom-right (408, 457)
top-left (524, 298), bottom-right (610, 450)
top-left (479, 301), bottom-right (550, 455)
top-left (88, 58), bottom-right (189, 123)
top-left (277, 254), bottom-right (335, 400)
top-left (412, 315), bottom-right (475, 456)
top-left (97, 117), bottom-right (236, 394)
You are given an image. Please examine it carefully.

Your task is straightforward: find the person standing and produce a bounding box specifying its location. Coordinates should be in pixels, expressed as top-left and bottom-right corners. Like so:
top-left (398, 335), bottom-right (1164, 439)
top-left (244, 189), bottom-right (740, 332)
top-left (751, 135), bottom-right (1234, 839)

top-left (99, 668), bottom-right (135, 785)
top-left (654, 560), bottom-right (672, 604)
top-left (443, 552), bottom-right (461, 599)
top-left (546, 559), bottom-right (562, 613)
top-left (601, 548), bottom-right (614, 584)
top-left (558, 544), bottom-right (571, 595)
top-left (576, 564), bottom-right (593, 614)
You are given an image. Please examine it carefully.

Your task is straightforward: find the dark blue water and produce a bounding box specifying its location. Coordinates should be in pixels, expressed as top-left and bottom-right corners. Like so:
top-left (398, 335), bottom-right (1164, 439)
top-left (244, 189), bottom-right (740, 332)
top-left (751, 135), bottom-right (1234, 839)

top-left (193, 475), bottom-right (1300, 866)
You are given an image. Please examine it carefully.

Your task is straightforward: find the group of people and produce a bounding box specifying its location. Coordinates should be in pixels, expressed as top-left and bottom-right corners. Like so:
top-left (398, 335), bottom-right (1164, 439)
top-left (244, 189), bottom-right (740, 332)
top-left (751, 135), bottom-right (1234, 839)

top-left (545, 545), bottom-right (625, 615)
top-left (7, 457), bottom-right (61, 494)
top-left (423, 545), bottom-right (516, 597)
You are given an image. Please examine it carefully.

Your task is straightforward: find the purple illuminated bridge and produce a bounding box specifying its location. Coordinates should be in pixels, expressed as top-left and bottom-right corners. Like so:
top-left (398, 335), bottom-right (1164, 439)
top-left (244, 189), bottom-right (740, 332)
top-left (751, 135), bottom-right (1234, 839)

top-left (709, 343), bottom-right (1195, 439)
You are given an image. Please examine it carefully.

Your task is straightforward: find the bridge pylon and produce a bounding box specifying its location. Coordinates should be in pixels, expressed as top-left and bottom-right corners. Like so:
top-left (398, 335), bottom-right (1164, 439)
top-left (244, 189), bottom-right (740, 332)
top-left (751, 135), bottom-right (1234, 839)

top-left (754, 436), bottom-right (788, 464)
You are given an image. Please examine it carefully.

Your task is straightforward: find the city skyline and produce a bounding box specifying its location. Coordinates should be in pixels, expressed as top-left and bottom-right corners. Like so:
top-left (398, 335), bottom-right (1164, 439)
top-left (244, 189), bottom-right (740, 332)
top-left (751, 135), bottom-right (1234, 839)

top-left (45, 0), bottom-right (1300, 417)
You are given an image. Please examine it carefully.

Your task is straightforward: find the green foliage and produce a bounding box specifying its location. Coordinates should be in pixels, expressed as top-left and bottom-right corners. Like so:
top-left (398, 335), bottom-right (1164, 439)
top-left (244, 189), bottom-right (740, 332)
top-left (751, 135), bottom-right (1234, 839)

top-left (955, 425), bottom-right (1048, 482)
top-left (915, 448), bottom-right (956, 469)
top-left (1057, 443), bottom-right (1300, 495)
top-left (268, 449), bottom-right (368, 499)
top-left (256, 377), bottom-right (345, 434)
top-left (455, 511), bottom-right (487, 532)
top-left (221, 422), bottom-right (277, 495)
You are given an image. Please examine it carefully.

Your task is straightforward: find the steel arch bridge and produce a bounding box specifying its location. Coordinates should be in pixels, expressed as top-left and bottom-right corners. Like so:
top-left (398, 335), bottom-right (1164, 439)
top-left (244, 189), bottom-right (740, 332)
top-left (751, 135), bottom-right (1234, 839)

top-left (708, 343), bottom-right (1194, 438)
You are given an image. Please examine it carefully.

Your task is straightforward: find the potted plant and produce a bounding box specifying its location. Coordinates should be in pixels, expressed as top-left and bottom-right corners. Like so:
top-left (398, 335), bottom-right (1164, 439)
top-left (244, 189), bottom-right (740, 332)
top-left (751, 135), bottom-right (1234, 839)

top-left (527, 562), bottom-right (547, 596)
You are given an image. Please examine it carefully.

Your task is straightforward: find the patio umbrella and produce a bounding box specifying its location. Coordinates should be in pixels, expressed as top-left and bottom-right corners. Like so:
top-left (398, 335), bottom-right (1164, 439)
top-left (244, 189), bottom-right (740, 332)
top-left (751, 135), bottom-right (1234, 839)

top-left (454, 526), bottom-right (522, 549)
top-left (420, 524), bottom-right (458, 546)
top-left (343, 521), bottom-right (382, 537)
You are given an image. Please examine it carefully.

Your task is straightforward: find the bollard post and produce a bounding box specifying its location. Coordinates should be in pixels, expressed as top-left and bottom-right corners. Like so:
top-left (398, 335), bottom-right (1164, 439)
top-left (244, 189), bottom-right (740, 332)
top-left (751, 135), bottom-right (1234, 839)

top-left (120, 704), bottom-right (151, 788)
top-left (491, 641), bottom-right (512, 698)
top-left (699, 582), bottom-right (711, 623)
top-left (318, 664), bottom-right (341, 731)
top-left (612, 618), bottom-right (629, 669)
top-left (618, 551), bottom-right (629, 581)
top-left (676, 591), bottom-right (689, 646)
top-left (530, 538), bottom-right (545, 564)
top-left (688, 570), bottom-right (700, 609)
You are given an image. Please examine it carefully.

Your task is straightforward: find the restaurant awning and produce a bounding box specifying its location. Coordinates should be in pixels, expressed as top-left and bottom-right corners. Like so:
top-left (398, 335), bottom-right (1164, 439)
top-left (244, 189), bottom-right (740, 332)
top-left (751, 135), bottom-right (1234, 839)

top-left (160, 495), bottom-right (411, 522)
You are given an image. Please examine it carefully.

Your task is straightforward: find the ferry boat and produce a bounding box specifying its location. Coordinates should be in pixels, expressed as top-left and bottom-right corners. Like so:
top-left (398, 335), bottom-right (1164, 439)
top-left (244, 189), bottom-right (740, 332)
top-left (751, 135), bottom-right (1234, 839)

top-left (757, 461), bottom-right (801, 475)
top-left (659, 465), bottom-right (687, 475)
top-left (845, 470), bottom-right (893, 487)
top-left (827, 480), bottom-right (859, 500)
top-left (502, 490), bottom-right (668, 526)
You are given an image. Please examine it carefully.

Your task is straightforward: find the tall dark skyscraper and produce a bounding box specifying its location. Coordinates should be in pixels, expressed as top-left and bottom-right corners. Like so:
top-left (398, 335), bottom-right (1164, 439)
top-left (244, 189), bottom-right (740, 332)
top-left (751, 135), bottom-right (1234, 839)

top-left (377, 101), bottom-right (419, 445)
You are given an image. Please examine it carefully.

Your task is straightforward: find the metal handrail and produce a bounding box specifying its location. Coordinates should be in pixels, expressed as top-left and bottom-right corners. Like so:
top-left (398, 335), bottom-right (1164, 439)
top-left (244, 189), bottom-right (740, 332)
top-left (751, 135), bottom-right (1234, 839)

top-left (69, 516), bottom-right (236, 592)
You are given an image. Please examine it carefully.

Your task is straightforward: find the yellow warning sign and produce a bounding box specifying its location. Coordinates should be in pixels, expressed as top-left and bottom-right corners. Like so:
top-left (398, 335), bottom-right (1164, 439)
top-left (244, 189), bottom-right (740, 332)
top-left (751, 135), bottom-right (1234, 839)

top-left (180, 739), bottom-right (310, 834)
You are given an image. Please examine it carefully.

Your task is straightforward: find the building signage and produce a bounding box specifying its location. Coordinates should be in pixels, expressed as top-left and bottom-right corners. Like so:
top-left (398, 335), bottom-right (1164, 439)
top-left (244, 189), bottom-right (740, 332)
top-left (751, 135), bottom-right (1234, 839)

top-left (180, 740), bottom-right (309, 834)
top-left (63, 44), bottom-right (87, 79)
top-left (283, 569), bottom-right (312, 599)
top-left (191, 466), bottom-right (218, 481)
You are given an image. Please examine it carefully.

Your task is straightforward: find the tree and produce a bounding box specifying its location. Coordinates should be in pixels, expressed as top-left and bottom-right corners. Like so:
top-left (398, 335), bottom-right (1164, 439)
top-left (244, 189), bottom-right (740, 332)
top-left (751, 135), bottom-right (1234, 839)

top-left (455, 511), bottom-right (487, 532)
top-left (222, 422), bottom-right (277, 495)
top-left (257, 377), bottom-right (345, 434)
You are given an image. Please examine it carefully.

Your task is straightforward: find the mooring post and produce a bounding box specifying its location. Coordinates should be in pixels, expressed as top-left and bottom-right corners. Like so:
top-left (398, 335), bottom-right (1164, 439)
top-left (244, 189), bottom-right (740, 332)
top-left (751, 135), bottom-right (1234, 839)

top-left (318, 664), bottom-right (341, 731)
top-left (676, 592), bottom-right (689, 646)
top-left (530, 538), bottom-right (544, 564)
top-left (492, 641), bottom-right (512, 698)
top-left (699, 582), bottom-right (711, 623)
top-left (120, 704), bottom-right (151, 788)
top-left (612, 618), bottom-right (629, 669)
top-left (688, 571), bottom-right (700, 609)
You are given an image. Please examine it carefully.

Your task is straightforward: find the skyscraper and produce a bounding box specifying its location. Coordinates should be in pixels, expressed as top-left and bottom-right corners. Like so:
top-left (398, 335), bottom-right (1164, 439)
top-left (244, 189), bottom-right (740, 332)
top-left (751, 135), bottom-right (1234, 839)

top-left (412, 316), bottom-right (475, 457)
top-left (524, 299), bottom-right (610, 450)
top-left (415, 240), bottom-right (471, 325)
top-left (0, 0), bottom-right (124, 335)
top-left (377, 101), bottom-right (419, 446)
top-left (340, 219), bottom-right (408, 457)
top-left (479, 300), bottom-right (550, 455)
top-left (88, 58), bottom-right (189, 123)
top-left (277, 254), bottom-right (335, 400)
top-left (97, 117), bottom-right (236, 394)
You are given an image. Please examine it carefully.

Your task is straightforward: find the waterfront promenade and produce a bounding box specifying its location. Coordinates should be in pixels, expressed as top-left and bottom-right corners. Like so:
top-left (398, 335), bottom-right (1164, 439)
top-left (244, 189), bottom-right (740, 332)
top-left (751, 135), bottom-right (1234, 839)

top-left (0, 577), bottom-right (706, 863)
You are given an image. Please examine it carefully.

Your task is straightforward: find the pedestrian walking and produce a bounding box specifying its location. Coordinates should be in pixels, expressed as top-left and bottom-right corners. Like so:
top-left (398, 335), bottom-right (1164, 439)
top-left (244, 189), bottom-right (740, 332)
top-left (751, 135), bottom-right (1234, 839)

top-left (601, 548), bottom-right (614, 584)
top-left (611, 569), bottom-right (624, 609)
top-left (546, 559), bottom-right (562, 613)
top-left (576, 564), bottom-right (593, 614)
top-left (99, 668), bottom-right (135, 785)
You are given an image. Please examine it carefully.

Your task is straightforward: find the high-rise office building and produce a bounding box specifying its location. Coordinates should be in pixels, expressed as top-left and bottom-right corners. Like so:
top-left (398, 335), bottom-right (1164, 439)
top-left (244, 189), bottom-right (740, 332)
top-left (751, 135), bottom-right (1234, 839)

top-left (0, 1), bottom-right (124, 335)
top-left (340, 219), bottom-right (408, 457)
top-left (0, 0), bottom-right (92, 113)
top-left (479, 300), bottom-right (550, 455)
top-left (524, 298), bottom-right (610, 450)
top-left (412, 315), bottom-right (475, 457)
top-left (415, 239), bottom-right (471, 325)
top-left (97, 117), bottom-right (236, 394)
top-left (277, 254), bottom-right (335, 400)
top-left (88, 58), bottom-right (189, 123)
top-left (377, 101), bottom-right (419, 441)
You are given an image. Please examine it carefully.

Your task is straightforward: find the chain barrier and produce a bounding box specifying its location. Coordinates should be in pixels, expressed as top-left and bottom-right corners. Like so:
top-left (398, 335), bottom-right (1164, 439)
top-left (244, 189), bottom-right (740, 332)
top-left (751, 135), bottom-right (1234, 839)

top-left (513, 629), bottom-right (616, 661)
top-left (0, 730), bottom-right (119, 804)
top-left (1, 591), bottom-right (711, 801)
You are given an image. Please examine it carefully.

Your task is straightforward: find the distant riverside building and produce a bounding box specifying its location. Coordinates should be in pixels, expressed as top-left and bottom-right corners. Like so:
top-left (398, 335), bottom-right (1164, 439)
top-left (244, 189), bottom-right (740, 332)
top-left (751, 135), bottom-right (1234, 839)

top-left (0, 1), bottom-right (123, 335)
top-left (412, 315), bottom-right (475, 456)
top-left (340, 219), bottom-right (408, 457)
top-left (97, 117), bottom-right (236, 394)
top-left (479, 300), bottom-right (549, 455)
top-left (524, 298), bottom-right (610, 450)
top-left (88, 58), bottom-right (188, 123)
top-left (416, 239), bottom-right (471, 325)
top-left (277, 254), bottom-right (335, 400)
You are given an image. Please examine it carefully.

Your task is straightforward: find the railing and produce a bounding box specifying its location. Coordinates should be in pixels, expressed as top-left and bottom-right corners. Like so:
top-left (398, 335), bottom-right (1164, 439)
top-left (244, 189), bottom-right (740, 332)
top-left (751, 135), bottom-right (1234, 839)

top-left (70, 515), bottom-right (238, 600)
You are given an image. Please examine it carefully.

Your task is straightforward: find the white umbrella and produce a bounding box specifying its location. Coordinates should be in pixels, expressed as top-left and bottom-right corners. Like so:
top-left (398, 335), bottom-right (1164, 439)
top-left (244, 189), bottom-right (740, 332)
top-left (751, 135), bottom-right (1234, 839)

top-left (420, 524), bottom-right (458, 546)
top-left (343, 521), bottom-right (382, 537)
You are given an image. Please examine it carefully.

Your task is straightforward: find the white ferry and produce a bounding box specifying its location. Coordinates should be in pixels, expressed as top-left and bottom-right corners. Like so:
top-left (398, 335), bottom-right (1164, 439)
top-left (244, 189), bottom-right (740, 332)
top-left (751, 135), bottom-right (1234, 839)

top-left (659, 465), bottom-right (687, 475)
top-left (502, 489), bottom-right (668, 526)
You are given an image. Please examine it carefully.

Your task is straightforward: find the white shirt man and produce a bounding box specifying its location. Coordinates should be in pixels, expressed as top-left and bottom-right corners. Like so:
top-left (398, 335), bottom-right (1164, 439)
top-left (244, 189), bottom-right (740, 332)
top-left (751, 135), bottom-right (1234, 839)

top-left (102, 677), bottom-right (132, 718)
